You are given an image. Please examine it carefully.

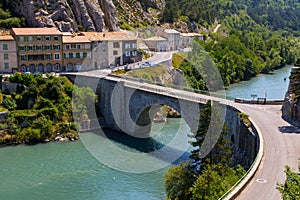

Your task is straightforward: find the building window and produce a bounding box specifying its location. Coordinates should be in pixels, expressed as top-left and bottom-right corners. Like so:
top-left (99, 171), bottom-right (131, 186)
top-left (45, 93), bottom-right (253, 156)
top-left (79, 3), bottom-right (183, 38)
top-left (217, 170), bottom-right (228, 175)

top-left (45, 54), bottom-right (51, 60)
top-left (4, 63), bottom-right (9, 69)
top-left (28, 36), bottom-right (33, 42)
top-left (37, 36), bottom-right (42, 41)
top-left (124, 51), bottom-right (130, 57)
top-left (113, 42), bottom-right (120, 48)
top-left (76, 52), bottom-right (80, 58)
top-left (132, 43), bottom-right (137, 48)
top-left (113, 50), bottom-right (118, 55)
top-left (53, 45), bottom-right (60, 50)
top-left (37, 45), bottom-right (43, 51)
top-left (125, 43), bottom-right (130, 49)
top-left (28, 46), bottom-right (34, 51)
top-left (19, 36), bottom-right (24, 42)
top-left (66, 44), bottom-right (70, 50)
top-left (76, 44), bottom-right (81, 49)
top-left (3, 54), bottom-right (8, 60)
top-left (19, 46), bottom-right (25, 51)
top-left (45, 45), bottom-right (51, 50)
top-left (20, 55), bottom-right (26, 61)
top-left (85, 44), bottom-right (90, 49)
top-left (71, 44), bottom-right (76, 49)
top-left (54, 53), bottom-right (60, 60)
top-left (83, 53), bottom-right (87, 58)
top-left (45, 36), bottom-right (50, 41)
top-left (69, 53), bottom-right (73, 58)
top-left (132, 51), bottom-right (137, 56)
top-left (54, 36), bottom-right (59, 41)
top-left (3, 44), bottom-right (8, 50)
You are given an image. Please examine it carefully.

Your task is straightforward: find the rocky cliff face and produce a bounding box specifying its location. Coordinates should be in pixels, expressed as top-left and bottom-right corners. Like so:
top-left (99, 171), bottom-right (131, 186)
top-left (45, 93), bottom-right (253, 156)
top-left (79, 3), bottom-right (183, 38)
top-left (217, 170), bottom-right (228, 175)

top-left (113, 0), bottom-right (164, 28)
top-left (6, 0), bottom-right (119, 32)
top-left (282, 67), bottom-right (300, 125)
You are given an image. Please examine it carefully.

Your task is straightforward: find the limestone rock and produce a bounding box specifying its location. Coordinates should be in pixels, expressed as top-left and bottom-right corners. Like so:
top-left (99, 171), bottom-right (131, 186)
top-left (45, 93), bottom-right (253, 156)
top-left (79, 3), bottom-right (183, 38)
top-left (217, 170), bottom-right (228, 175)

top-left (282, 67), bottom-right (300, 125)
top-left (6, 0), bottom-right (119, 32)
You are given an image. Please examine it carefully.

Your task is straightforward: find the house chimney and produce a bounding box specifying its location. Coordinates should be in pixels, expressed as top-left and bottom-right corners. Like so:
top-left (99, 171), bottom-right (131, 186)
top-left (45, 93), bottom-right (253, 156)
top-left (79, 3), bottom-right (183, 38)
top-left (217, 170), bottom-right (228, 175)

top-left (103, 33), bottom-right (106, 37)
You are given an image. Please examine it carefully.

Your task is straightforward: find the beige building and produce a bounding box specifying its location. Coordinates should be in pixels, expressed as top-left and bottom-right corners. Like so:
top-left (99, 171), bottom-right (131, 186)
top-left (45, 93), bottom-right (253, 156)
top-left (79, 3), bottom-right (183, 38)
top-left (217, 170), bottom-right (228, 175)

top-left (157, 29), bottom-right (182, 51)
top-left (180, 33), bottom-right (204, 47)
top-left (143, 36), bottom-right (169, 52)
top-left (62, 33), bottom-right (92, 71)
top-left (11, 28), bottom-right (63, 73)
top-left (0, 35), bottom-right (17, 73)
top-left (84, 32), bottom-right (141, 69)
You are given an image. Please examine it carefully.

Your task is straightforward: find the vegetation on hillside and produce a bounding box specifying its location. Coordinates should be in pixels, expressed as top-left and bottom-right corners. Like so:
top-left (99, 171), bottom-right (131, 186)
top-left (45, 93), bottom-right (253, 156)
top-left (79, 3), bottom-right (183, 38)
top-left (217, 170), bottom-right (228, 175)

top-left (173, 29), bottom-right (300, 88)
top-left (165, 101), bottom-right (246, 199)
top-left (161, 0), bottom-right (300, 33)
top-left (0, 74), bottom-right (96, 145)
top-left (0, 1), bottom-right (25, 29)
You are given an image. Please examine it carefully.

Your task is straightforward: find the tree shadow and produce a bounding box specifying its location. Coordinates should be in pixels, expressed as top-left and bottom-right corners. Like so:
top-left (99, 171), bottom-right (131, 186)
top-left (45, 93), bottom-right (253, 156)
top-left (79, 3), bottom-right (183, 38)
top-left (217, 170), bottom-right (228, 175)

top-left (278, 126), bottom-right (300, 134)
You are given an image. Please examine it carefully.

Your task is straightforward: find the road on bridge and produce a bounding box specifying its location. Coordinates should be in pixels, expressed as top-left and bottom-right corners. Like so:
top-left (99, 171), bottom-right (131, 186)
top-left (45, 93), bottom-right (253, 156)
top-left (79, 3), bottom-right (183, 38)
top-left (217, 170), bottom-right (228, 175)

top-left (234, 104), bottom-right (300, 200)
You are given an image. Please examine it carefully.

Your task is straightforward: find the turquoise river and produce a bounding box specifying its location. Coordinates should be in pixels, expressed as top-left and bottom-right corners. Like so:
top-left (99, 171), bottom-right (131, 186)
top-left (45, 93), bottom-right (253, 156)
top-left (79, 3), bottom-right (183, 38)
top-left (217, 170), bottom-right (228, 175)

top-left (0, 66), bottom-right (292, 200)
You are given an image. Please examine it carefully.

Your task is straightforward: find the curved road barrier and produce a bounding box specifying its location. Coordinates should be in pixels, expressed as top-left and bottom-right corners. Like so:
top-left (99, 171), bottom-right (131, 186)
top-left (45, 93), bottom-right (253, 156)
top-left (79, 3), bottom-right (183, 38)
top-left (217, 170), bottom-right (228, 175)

top-left (220, 113), bottom-right (264, 200)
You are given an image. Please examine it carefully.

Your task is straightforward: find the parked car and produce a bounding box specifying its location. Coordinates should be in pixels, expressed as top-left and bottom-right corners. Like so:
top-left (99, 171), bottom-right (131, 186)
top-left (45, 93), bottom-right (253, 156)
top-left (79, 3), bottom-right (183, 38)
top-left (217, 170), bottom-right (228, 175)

top-left (139, 63), bottom-right (149, 68)
top-left (145, 61), bottom-right (155, 67)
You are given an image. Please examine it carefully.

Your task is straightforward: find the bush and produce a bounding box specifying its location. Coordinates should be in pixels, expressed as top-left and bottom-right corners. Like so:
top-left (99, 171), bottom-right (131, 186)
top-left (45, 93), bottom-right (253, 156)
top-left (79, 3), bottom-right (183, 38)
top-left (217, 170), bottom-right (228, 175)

top-left (3, 96), bottom-right (16, 110)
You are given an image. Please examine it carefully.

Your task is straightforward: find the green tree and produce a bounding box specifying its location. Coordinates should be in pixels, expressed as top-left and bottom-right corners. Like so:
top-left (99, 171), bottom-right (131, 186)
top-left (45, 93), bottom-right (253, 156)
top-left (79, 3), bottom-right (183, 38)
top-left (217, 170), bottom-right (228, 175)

top-left (164, 162), bottom-right (195, 200)
top-left (277, 166), bottom-right (300, 200)
top-left (3, 95), bottom-right (17, 110)
top-left (190, 164), bottom-right (246, 200)
top-left (189, 101), bottom-right (232, 169)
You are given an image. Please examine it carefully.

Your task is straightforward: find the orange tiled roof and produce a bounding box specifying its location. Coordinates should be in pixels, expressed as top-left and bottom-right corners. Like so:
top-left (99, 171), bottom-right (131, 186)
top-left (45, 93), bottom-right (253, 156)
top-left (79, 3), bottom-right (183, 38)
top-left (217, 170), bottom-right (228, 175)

top-left (63, 35), bottom-right (91, 43)
top-left (83, 31), bottom-right (136, 41)
top-left (11, 27), bottom-right (62, 35)
top-left (0, 35), bottom-right (14, 41)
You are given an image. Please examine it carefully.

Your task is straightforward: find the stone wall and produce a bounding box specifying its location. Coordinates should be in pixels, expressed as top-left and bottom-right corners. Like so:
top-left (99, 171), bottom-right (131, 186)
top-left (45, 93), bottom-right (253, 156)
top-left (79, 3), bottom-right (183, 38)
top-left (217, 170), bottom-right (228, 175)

top-left (1, 81), bottom-right (20, 94)
top-left (282, 67), bottom-right (300, 125)
top-left (225, 106), bottom-right (258, 169)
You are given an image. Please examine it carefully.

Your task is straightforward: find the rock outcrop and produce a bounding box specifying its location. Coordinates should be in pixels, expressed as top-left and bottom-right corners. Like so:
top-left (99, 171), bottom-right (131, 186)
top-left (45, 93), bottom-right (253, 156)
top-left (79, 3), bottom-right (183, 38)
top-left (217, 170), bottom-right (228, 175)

top-left (5, 0), bottom-right (119, 32)
top-left (113, 0), bottom-right (164, 27)
top-left (282, 67), bottom-right (300, 125)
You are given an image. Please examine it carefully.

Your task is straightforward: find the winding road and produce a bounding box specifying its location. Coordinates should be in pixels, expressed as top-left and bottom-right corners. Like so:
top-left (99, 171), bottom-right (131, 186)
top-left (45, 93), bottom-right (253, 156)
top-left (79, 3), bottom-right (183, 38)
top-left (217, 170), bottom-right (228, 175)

top-left (234, 104), bottom-right (300, 200)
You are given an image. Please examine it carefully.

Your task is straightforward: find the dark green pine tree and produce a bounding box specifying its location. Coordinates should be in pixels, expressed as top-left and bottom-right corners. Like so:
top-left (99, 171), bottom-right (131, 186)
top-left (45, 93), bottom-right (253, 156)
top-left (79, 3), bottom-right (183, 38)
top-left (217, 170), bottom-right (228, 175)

top-left (189, 101), bottom-right (212, 168)
top-left (189, 100), bottom-right (233, 170)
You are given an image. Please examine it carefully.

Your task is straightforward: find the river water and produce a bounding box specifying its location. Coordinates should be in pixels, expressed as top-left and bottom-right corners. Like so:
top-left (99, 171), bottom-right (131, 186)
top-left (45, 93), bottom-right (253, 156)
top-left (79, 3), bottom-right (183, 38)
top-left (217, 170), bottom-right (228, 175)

top-left (0, 66), bottom-right (292, 200)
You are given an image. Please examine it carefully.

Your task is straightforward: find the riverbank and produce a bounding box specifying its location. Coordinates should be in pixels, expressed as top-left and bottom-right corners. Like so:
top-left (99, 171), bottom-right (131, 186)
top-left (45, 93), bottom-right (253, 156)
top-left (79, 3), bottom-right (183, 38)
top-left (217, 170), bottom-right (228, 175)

top-left (0, 74), bottom-right (96, 146)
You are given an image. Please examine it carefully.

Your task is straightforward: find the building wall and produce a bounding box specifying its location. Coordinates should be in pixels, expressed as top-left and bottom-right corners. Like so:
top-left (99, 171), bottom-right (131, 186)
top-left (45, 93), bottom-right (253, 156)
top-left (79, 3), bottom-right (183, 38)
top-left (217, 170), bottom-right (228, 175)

top-left (108, 40), bottom-right (123, 66)
top-left (14, 35), bottom-right (63, 73)
top-left (0, 40), bottom-right (17, 73)
top-left (63, 42), bottom-right (92, 71)
top-left (122, 40), bottom-right (140, 64)
top-left (144, 40), bottom-right (168, 52)
top-left (156, 41), bottom-right (169, 52)
top-left (90, 41), bottom-right (109, 69)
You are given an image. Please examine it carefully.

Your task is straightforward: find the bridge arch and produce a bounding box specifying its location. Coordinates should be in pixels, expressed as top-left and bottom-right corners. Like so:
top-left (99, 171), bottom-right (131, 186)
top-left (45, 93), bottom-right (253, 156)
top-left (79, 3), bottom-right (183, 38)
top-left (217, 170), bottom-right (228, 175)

top-left (110, 81), bottom-right (204, 137)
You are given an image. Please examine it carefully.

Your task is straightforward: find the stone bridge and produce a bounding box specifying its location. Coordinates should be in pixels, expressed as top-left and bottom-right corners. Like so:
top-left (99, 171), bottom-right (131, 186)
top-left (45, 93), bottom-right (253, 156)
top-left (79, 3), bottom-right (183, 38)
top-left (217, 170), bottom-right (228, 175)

top-left (67, 73), bottom-right (207, 135)
top-left (63, 72), bottom-right (300, 200)
top-left (65, 73), bottom-right (258, 169)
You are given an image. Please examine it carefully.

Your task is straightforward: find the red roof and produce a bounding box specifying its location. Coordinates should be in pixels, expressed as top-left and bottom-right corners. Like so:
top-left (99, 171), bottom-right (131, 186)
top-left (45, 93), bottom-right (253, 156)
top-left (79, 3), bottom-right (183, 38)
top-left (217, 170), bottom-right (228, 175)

top-left (11, 28), bottom-right (62, 36)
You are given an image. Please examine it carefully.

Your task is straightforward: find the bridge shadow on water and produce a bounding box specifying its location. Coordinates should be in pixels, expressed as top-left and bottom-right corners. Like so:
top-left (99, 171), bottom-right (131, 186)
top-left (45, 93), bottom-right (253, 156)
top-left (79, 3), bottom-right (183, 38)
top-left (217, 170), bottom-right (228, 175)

top-left (88, 127), bottom-right (191, 165)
